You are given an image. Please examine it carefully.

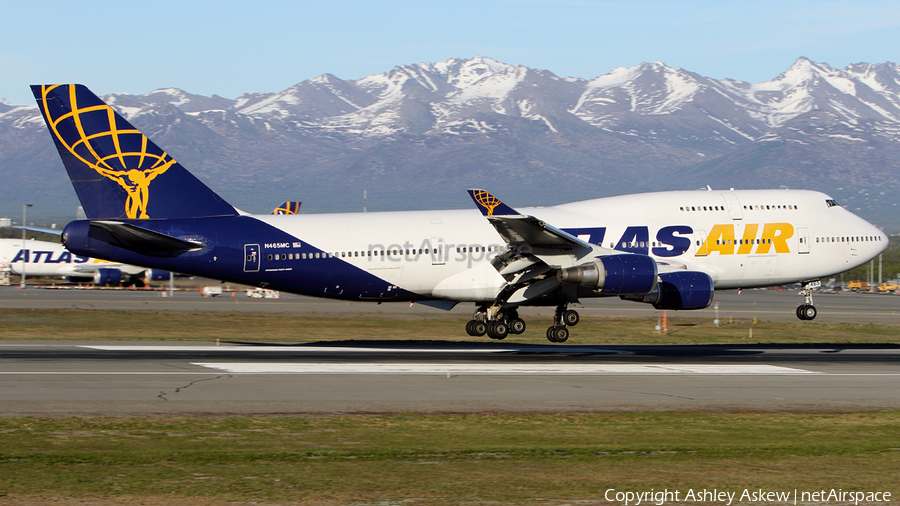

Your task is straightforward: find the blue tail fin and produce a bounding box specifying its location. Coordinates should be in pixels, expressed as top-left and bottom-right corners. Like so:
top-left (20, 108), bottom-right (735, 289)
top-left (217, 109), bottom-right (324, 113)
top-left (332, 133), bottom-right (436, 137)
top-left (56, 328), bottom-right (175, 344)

top-left (31, 84), bottom-right (238, 220)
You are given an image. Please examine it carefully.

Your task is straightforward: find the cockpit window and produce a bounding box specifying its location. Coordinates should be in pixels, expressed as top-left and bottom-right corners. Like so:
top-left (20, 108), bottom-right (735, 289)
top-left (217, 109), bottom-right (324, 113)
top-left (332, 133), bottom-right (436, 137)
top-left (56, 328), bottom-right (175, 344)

top-left (825, 199), bottom-right (840, 208)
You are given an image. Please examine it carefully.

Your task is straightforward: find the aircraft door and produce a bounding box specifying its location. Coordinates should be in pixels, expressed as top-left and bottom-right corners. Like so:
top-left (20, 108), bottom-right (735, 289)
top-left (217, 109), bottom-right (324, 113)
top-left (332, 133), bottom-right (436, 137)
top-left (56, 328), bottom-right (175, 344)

top-left (431, 237), bottom-right (445, 265)
top-left (798, 227), bottom-right (810, 254)
top-left (723, 193), bottom-right (743, 220)
top-left (694, 230), bottom-right (708, 257)
top-left (244, 244), bottom-right (260, 272)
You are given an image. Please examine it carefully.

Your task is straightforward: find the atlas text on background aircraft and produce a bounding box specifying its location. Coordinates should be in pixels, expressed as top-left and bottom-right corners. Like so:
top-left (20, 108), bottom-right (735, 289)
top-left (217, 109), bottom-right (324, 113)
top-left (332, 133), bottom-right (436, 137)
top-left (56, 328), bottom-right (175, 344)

top-left (0, 238), bottom-right (169, 285)
top-left (30, 85), bottom-right (888, 342)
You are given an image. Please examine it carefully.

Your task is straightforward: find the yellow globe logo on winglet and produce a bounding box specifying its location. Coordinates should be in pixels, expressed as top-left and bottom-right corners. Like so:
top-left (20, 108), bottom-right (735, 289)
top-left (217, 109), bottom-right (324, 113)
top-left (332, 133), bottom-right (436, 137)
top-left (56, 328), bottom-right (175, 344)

top-left (37, 84), bottom-right (176, 219)
top-left (473, 190), bottom-right (501, 216)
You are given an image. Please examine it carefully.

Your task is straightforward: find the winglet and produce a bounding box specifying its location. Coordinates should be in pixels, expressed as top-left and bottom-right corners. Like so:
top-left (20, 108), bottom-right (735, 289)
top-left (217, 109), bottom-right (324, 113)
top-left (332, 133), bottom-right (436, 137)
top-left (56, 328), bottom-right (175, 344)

top-left (467, 189), bottom-right (521, 216)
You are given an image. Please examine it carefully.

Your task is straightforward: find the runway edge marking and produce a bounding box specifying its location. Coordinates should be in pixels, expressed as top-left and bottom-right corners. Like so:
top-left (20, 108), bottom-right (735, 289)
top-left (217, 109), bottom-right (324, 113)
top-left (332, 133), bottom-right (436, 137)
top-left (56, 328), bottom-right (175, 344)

top-left (189, 363), bottom-right (820, 375)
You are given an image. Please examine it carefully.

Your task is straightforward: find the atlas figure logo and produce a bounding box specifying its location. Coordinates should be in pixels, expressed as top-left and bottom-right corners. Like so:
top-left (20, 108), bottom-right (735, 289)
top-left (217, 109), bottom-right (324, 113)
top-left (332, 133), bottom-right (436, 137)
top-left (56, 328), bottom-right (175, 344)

top-left (35, 84), bottom-right (176, 219)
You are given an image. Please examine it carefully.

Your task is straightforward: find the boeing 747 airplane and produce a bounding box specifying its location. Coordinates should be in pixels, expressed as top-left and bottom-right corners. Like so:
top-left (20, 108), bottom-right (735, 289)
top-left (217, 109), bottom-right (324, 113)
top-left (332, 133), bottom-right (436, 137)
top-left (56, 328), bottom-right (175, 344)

top-left (30, 84), bottom-right (888, 342)
top-left (0, 238), bottom-right (168, 285)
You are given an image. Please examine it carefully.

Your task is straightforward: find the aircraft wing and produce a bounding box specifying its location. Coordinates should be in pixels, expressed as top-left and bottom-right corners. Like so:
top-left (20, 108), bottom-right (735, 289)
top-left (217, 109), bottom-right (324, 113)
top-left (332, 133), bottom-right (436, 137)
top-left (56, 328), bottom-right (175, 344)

top-left (467, 189), bottom-right (593, 256)
top-left (466, 190), bottom-right (596, 303)
top-left (70, 262), bottom-right (142, 275)
top-left (466, 189), bottom-right (693, 306)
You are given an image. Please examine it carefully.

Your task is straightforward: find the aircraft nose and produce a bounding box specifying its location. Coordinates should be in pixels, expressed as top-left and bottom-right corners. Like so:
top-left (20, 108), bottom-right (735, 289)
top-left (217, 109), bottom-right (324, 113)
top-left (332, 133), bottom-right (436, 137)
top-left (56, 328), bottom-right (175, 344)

top-left (874, 226), bottom-right (889, 253)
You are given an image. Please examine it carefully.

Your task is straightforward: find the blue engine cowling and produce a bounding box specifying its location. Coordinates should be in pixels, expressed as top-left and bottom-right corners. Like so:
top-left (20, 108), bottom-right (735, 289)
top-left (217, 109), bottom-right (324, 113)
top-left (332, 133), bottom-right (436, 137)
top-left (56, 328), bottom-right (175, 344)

top-left (93, 268), bottom-right (122, 286)
top-left (557, 254), bottom-right (658, 294)
top-left (599, 254), bottom-right (658, 294)
top-left (619, 271), bottom-right (714, 310)
top-left (652, 271), bottom-right (714, 310)
top-left (144, 269), bottom-right (171, 281)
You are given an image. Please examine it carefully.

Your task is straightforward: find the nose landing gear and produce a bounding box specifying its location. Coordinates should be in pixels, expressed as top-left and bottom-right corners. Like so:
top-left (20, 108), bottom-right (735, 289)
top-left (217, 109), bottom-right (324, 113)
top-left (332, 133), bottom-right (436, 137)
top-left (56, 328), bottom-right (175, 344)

top-left (796, 280), bottom-right (821, 321)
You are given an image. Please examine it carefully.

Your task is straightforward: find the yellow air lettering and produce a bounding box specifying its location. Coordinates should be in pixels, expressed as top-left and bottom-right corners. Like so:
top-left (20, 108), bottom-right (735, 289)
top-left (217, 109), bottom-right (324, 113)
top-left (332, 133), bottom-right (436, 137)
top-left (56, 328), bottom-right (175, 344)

top-left (756, 223), bottom-right (794, 254)
top-left (703, 224), bottom-right (735, 255)
top-left (737, 224), bottom-right (759, 255)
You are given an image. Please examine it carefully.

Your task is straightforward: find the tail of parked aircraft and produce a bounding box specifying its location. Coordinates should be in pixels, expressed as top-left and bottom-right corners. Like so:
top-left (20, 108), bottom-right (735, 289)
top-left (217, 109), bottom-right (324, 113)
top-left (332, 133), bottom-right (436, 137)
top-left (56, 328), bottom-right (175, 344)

top-left (31, 84), bottom-right (238, 221)
top-left (272, 201), bottom-right (302, 215)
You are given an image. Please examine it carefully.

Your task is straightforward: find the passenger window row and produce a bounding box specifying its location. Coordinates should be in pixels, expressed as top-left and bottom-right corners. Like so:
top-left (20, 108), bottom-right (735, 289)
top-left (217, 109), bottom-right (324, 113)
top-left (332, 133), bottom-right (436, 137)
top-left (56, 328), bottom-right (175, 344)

top-left (679, 204), bottom-right (799, 212)
top-left (816, 236), bottom-right (882, 243)
top-left (267, 249), bottom-right (438, 261)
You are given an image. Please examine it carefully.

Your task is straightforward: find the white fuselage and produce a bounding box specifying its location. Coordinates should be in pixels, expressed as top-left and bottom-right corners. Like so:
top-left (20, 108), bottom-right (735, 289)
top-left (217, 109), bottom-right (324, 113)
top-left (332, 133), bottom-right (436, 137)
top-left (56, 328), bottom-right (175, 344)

top-left (247, 189), bottom-right (887, 302)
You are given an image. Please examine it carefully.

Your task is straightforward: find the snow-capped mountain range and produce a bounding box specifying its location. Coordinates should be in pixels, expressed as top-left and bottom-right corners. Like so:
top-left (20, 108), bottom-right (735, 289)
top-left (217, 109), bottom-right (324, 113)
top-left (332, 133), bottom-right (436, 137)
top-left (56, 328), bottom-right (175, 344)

top-left (2, 57), bottom-right (899, 230)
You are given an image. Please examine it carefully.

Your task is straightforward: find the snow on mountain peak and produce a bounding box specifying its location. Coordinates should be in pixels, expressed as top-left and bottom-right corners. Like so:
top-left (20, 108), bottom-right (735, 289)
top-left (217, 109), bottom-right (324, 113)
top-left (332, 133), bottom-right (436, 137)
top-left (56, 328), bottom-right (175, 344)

top-left (31, 56), bottom-right (897, 141)
top-left (136, 88), bottom-right (193, 108)
top-left (574, 61), bottom-right (704, 117)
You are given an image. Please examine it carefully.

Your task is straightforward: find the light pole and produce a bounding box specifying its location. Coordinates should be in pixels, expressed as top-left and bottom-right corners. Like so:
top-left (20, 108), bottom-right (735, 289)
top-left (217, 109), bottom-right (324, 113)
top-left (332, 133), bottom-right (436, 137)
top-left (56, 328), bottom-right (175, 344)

top-left (20, 204), bottom-right (32, 288)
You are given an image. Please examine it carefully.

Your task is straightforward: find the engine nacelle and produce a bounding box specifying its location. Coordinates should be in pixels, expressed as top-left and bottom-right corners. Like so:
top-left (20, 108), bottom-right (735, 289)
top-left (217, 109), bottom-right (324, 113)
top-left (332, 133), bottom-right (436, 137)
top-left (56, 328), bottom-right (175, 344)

top-left (557, 254), bottom-right (658, 294)
top-left (144, 269), bottom-right (171, 281)
top-left (653, 271), bottom-right (714, 310)
top-left (93, 268), bottom-right (122, 286)
top-left (621, 271), bottom-right (714, 310)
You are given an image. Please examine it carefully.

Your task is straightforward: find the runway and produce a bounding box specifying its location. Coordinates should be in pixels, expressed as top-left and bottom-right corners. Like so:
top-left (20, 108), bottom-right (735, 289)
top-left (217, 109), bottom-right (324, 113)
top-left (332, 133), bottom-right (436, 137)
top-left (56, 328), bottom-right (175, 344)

top-left (1, 340), bottom-right (898, 416)
top-left (2, 286), bottom-right (899, 416)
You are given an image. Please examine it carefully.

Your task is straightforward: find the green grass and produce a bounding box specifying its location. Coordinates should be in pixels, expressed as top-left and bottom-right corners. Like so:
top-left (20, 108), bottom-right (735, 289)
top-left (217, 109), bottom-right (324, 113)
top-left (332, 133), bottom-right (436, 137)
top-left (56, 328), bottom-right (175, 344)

top-left (1, 413), bottom-right (899, 505)
top-left (1, 308), bottom-right (899, 344)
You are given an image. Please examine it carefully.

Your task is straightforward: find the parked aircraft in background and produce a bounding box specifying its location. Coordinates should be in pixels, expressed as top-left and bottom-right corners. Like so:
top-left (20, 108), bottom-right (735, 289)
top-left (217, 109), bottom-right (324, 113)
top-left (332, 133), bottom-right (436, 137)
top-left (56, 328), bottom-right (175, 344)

top-left (272, 202), bottom-right (301, 215)
top-left (0, 238), bottom-right (169, 285)
top-left (30, 84), bottom-right (889, 342)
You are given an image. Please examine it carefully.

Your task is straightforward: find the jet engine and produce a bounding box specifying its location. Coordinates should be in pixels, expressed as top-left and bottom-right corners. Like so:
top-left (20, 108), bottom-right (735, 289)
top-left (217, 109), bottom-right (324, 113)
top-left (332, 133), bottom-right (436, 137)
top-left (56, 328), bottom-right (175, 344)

top-left (557, 254), bottom-right (658, 294)
top-left (93, 268), bottom-right (122, 286)
top-left (144, 269), bottom-right (171, 282)
top-left (620, 271), bottom-right (714, 310)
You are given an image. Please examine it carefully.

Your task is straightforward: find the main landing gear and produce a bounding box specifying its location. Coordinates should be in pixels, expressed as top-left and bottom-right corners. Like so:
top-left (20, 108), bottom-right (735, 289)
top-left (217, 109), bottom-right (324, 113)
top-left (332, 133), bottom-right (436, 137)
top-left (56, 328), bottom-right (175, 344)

top-left (546, 304), bottom-right (579, 343)
top-left (465, 303), bottom-right (580, 343)
top-left (796, 280), bottom-right (820, 321)
top-left (465, 307), bottom-right (527, 340)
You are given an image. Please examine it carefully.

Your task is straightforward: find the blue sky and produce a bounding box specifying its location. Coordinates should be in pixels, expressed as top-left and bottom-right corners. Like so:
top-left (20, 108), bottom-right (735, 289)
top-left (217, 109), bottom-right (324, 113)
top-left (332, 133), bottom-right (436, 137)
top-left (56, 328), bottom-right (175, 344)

top-left (2, 0), bottom-right (899, 105)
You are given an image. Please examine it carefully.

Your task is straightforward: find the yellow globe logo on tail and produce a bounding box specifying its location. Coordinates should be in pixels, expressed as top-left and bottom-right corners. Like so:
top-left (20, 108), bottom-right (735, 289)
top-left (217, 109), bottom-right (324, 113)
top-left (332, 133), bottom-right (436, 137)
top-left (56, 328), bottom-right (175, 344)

top-left (472, 189), bottom-right (502, 216)
top-left (36, 85), bottom-right (176, 219)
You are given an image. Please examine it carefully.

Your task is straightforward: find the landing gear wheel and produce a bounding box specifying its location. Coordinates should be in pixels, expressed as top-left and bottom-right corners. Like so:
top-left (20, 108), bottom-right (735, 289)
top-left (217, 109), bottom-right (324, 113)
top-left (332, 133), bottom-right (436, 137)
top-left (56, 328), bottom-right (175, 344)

top-left (468, 321), bottom-right (487, 336)
top-left (797, 304), bottom-right (817, 321)
top-left (563, 310), bottom-right (580, 326)
top-left (552, 326), bottom-right (569, 343)
top-left (546, 325), bottom-right (569, 343)
top-left (546, 326), bottom-right (558, 343)
top-left (487, 321), bottom-right (509, 340)
top-left (509, 318), bottom-right (526, 335)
